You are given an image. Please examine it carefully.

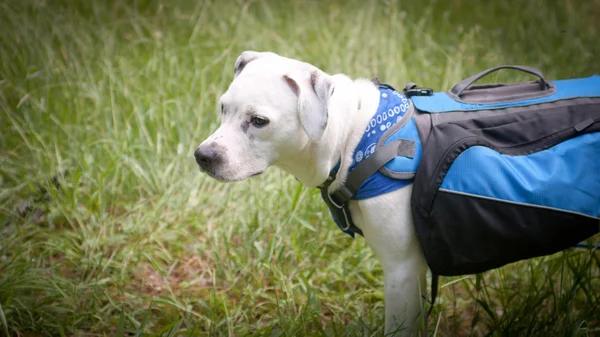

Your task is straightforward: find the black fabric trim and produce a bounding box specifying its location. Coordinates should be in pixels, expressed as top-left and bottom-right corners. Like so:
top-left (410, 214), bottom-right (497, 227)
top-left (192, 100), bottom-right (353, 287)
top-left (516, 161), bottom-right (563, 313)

top-left (413, 108), bottom-right (432, 145)
top-left (413, 190), bottom-right (599, 276)
top-left (430, 97), bottom-right (600, 126)
top-left (440, 188), bottom-right (600, 220)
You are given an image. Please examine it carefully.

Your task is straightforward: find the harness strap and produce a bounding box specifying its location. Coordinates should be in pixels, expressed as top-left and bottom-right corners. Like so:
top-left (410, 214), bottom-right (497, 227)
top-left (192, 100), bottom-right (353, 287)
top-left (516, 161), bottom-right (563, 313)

top-left (330, 139), bottom-right (416, 207)
top-left (320, 186), bottom-right (363, 236)
top-left (319, 139), bottom-right (415, 237)
top-left (428, 274), bottom-right (439, 317)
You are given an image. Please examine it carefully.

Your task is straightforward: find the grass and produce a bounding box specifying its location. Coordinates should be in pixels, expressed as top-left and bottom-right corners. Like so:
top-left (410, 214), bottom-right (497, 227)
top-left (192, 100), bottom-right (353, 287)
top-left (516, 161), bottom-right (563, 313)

top-left (1, 0), bottom-right (599, 335)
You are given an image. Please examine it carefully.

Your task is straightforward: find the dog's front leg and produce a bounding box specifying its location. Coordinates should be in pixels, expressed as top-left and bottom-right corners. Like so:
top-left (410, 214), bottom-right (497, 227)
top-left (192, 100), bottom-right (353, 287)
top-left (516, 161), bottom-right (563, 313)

top-left (352, 186), bottom-right (429, 336)
top-left (381, 252), bottom-right (428, 336)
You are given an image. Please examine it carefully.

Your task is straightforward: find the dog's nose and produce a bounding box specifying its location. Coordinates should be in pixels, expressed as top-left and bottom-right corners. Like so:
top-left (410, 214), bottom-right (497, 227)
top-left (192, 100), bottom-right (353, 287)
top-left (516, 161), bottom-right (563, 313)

top-left (194, 145), bottom-right (220, 170)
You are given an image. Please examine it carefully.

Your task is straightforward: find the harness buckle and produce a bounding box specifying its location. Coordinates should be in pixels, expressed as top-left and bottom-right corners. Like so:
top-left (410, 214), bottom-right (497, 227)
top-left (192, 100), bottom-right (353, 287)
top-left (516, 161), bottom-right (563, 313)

top-left (403, 82), bottom-right (433, 97)
top-left (329, 185), bottom-right (355, 208)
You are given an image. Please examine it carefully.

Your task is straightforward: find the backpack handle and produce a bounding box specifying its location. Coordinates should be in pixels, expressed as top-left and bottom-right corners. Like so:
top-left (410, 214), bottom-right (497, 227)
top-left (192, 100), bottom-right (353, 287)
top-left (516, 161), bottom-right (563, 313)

top-left (451, 65), bottom-right (549, 97)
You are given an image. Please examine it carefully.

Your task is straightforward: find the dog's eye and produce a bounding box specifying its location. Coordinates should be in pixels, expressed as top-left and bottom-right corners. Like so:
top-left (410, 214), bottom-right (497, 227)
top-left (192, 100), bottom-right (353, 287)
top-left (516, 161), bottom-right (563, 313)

top-left (220, 103), bottom-right (224, 114)
top-left (251, 116), bottom-right (269, 127)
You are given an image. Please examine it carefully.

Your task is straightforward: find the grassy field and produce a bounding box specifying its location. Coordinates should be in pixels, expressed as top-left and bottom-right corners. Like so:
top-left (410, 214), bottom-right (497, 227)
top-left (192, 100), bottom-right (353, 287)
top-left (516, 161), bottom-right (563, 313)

top-left (1, 0), bottom-right (600, 335)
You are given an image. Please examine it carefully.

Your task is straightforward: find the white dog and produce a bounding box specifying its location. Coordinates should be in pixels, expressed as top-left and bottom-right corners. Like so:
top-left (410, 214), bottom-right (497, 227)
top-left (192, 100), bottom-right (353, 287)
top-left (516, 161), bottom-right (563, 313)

top-left (195, 51), bottom-right (429, 336)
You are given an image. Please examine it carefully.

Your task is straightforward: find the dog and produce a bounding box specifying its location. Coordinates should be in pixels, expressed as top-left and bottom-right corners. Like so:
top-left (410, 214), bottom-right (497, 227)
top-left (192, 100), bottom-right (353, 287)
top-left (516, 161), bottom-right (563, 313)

top-left (195, 51), bottom-right (430, 336)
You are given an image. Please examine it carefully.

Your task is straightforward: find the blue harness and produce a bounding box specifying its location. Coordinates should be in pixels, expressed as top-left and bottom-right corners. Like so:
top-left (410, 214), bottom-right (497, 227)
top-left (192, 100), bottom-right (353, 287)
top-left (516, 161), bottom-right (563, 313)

top-left (322, 84), bottom-right (422, 236)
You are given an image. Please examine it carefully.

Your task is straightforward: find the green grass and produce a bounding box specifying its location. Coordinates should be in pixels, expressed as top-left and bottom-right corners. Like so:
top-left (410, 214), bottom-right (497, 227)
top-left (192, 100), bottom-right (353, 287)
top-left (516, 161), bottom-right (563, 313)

top-left (1, 0), bottom-right (599, 335)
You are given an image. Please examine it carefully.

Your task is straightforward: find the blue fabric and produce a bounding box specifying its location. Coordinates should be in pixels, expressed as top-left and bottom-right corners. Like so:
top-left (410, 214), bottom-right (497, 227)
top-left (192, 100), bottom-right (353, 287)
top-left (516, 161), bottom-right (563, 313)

top-left (440, 132), bottom-right (600, 218)
top-left (382, 117), bottom-right (422, 175)
top-left (353, 167), bottom-right (413, 200)
top-left (411, 75), bottom-right (600, 113)
top-left (348, 86), bottom-right (411, 171)
top-left (329, 86), bottom-right (419, 234)
top-left (348, 86), bottom-right (418, 200)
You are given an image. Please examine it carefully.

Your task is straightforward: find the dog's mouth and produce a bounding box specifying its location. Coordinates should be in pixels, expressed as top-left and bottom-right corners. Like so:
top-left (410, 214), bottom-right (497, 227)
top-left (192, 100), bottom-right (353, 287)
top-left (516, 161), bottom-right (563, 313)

top-left (199, 166), bottom-right (264, 182)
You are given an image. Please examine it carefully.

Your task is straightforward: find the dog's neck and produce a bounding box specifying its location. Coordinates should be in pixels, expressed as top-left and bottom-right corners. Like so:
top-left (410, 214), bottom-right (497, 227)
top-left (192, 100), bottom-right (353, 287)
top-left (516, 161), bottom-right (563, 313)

top-left (275, 77), bottom-right (380, 189)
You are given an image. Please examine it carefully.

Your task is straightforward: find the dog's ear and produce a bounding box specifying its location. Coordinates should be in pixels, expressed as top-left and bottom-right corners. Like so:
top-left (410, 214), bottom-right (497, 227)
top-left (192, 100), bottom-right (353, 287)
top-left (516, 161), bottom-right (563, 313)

top-left (234, 51), bottom-right (265, 78)
top-left (283, 68), bottom-right (334, 141)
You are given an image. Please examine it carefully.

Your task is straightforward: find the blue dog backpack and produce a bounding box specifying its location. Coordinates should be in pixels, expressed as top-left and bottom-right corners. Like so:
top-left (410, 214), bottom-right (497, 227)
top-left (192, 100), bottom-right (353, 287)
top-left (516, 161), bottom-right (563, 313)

top-left (320, 65), bottom-right (600, 278)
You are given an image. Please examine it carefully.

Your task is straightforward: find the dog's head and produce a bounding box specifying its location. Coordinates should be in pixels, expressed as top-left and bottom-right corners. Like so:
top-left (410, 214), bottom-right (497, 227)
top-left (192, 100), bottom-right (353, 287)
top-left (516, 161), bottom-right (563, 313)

top-left (194, 51), bottom-right (335, 181)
